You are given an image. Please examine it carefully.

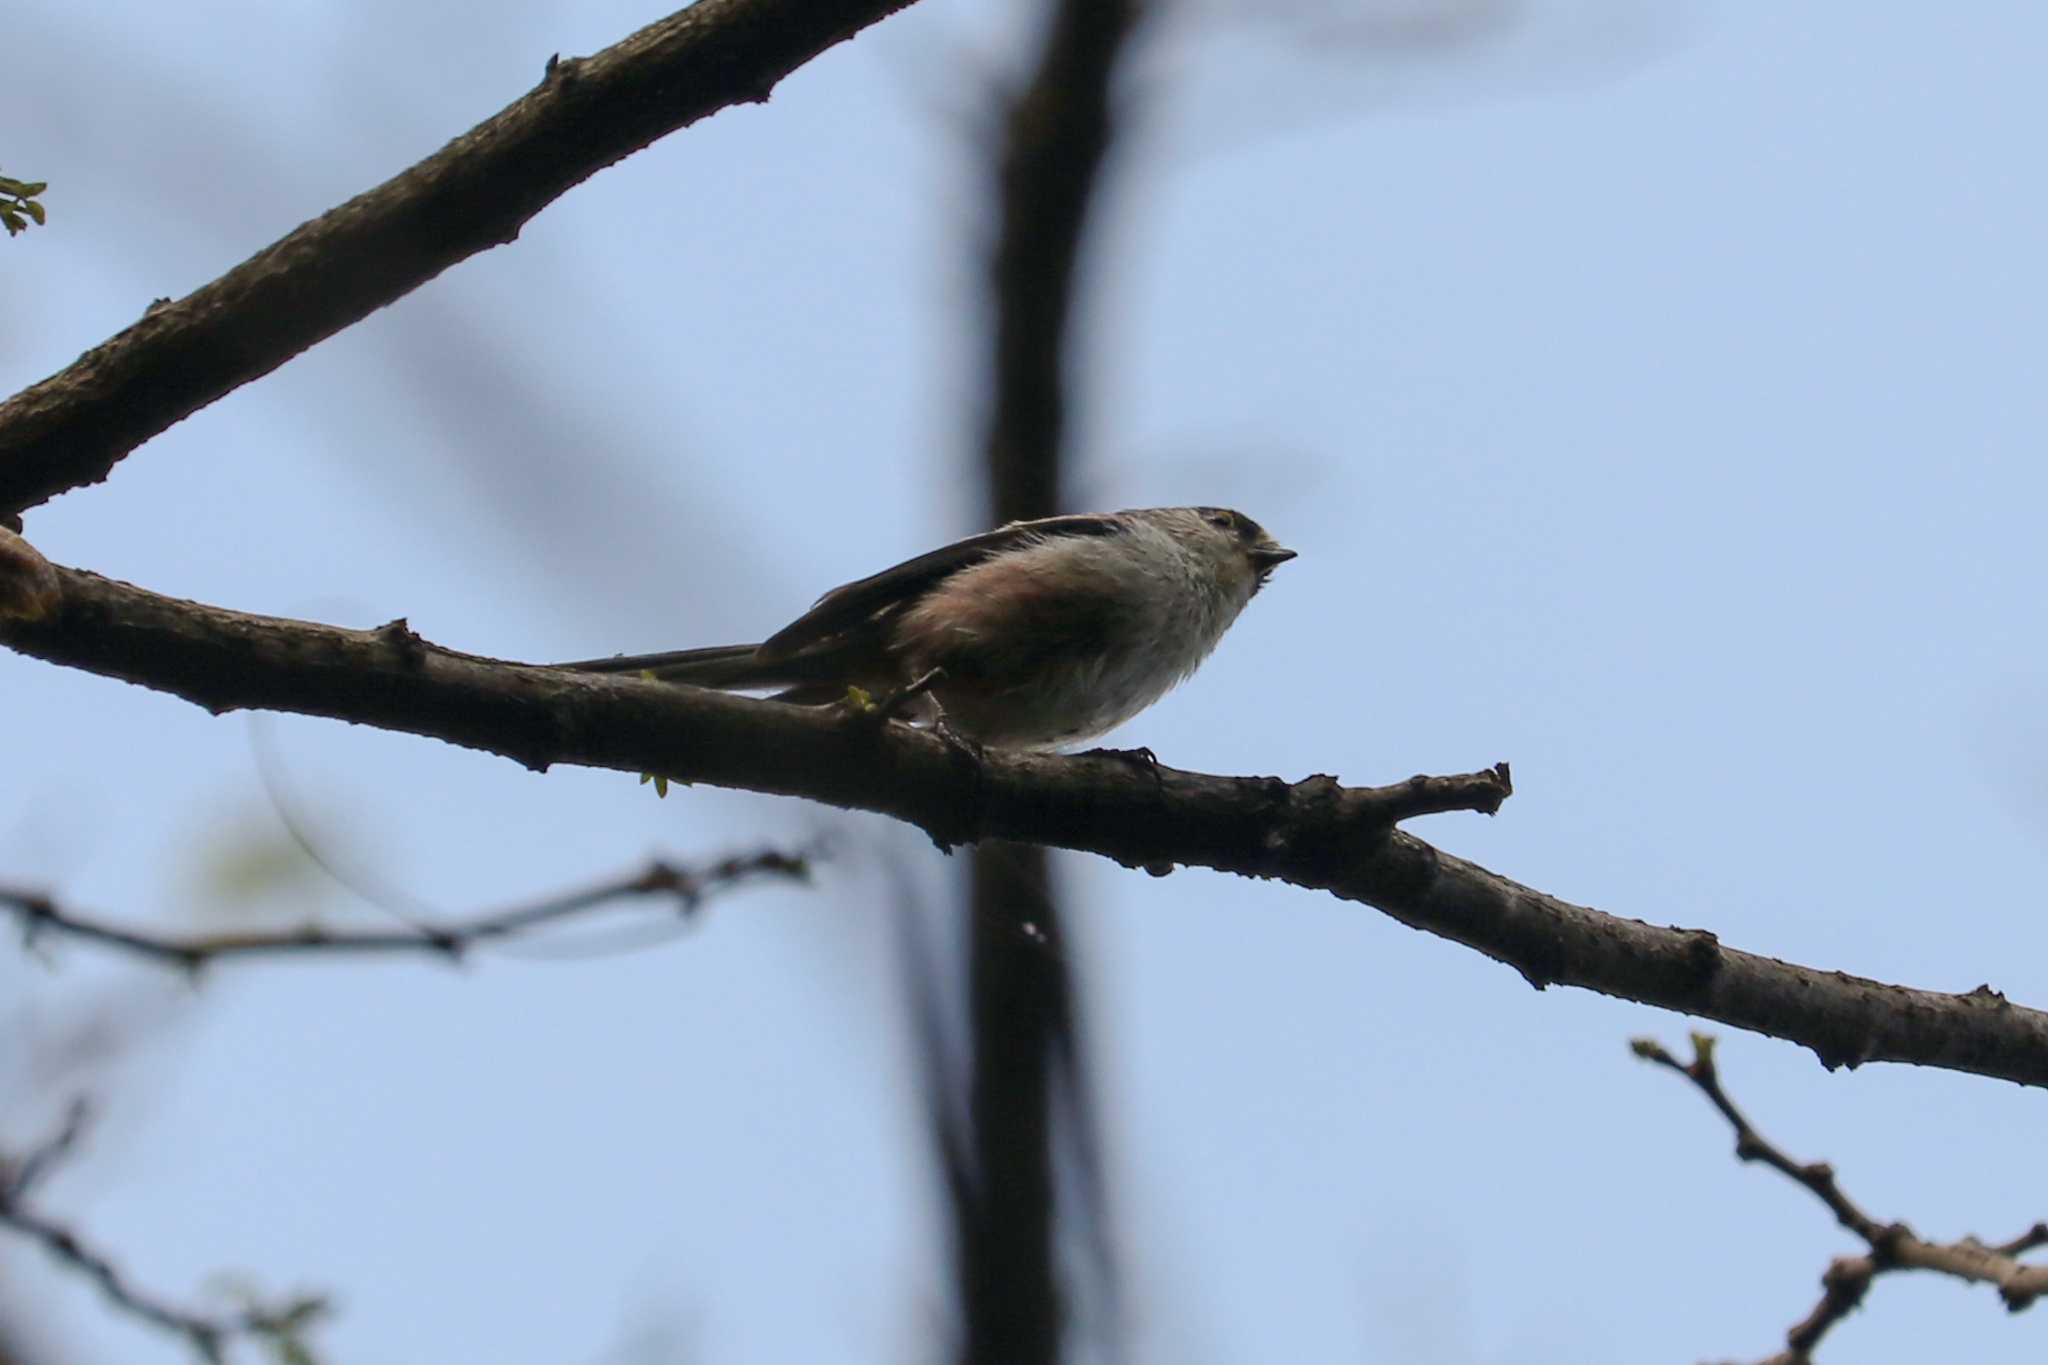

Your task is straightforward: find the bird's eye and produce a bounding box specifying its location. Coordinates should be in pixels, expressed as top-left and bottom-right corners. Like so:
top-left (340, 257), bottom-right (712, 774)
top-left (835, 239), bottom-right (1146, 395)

top-left (1205, 511), bottom-right (1235, 531)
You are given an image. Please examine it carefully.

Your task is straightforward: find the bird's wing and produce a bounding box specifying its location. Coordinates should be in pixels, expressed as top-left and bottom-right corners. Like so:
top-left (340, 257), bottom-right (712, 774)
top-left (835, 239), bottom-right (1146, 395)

top-left (758, 512), bottom-right (1132, 660)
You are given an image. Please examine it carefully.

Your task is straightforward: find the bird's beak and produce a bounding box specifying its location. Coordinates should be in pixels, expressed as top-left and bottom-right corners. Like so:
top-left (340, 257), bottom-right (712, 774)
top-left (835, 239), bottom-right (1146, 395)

top-left (1249, 545), bottom-right (1298, 570)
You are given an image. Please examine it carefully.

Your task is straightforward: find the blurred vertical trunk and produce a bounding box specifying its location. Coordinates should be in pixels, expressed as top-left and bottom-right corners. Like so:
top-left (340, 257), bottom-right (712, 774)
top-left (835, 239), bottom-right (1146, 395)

top-left (956, 2), bottom-right (1144, 1363)
top-left (962, 845), bottom-right (1066, 1364)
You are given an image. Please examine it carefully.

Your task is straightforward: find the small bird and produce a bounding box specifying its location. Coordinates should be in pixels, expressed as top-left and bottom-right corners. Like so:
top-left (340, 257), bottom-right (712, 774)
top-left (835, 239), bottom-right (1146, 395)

top-left (558, 506), bottom-right (1295, 749)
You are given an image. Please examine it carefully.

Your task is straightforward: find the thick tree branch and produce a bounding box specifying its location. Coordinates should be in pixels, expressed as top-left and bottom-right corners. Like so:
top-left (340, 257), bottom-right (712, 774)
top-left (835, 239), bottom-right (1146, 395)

top-left (2, 851), bottom-right (807, 971)
top-left (0, 0), bottom-right (919, 518)
top-left (1637, 1035), bottom-right (2048, 1363)
top-left (6, 546), bottom-right (2048, 1089)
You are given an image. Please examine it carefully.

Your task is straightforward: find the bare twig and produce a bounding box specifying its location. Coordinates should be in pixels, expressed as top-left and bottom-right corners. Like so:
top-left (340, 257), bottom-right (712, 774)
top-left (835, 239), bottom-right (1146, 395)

top-left (3, 850), bottom-right (809, 972)
top-left (1358, 763), bottom-right (1513, 823)
top-left (1, 1097), bottom-right (89, 1200)
top-left (0, 1108), bottom-right (328, 1363)
top-left (1634, 1035), bottom-right (1888, 1241)
top-left (1636, 1034), bottom-right (2048, 1363)
top-left (1992, 1223), bottom-right (2048, 1259)
top-left (0, 0), bottom-right (922, 517)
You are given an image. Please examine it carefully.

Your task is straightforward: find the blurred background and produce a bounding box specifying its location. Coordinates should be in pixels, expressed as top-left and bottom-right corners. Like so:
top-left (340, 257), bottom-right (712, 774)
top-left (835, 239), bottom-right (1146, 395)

top-left (4, 0), bottom-right (2048, 1360)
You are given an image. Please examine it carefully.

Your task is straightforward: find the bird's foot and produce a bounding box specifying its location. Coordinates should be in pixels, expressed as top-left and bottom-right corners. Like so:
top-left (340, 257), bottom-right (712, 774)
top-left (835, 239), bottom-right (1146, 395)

top-left (841, 667), bottom-right (946, 730)
top-left (929, 711), bottom-right (986, 766)
top-left (881, 667), bottom-right (947, 721)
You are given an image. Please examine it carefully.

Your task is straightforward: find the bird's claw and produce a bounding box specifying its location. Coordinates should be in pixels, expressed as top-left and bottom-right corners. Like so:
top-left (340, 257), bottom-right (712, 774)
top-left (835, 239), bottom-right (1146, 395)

top-left (1083, 743), bottom-right (1160, 768)
top-left (930, 712), bottom-right (985, 766)
top-left (865, 667), bottom-right (946, 723)
top-left (1082, 743), bottom-right (1164, 788)
top-left (841, 667), bottom-right (943, 730)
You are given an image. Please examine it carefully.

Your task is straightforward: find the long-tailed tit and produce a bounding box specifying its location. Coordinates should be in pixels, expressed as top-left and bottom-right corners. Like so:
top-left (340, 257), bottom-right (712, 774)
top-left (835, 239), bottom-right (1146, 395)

top-left (559, 506), bottom-right (1295, 749)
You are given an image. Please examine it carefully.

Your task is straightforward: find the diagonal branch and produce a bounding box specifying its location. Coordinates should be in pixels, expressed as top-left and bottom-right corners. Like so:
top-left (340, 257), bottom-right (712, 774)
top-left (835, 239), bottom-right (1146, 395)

top-left (0, 1108), bottom-right (328, 1364)
top-left (1634, 1036), bottom-right (1886, 1243)
top-left (0, 0), bottom-right (921, 517)
top-left (0, 1099), bottom-right (90, 1202)
top-left (1637, 1035), bottom-right (2048, 1363)
top-left (3, 850), bottom-right (808, 971)
top-left (6, 544), bottom-right (2048, 1089)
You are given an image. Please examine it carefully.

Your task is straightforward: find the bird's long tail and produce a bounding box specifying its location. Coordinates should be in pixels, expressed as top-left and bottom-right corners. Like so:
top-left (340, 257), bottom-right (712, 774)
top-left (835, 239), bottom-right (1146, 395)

top-left (555, 643), bottom-right (781, 689)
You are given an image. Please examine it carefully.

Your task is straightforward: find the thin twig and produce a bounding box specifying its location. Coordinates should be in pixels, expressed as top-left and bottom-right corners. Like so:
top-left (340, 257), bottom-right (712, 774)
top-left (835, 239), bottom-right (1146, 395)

top-left (1636, 1034), bottom-right (2048, 1364)
top-left (0, 1107), bottom-right (328, 1363)
top-left (1, 1096), bottom-right (89, 1199)
top-left (3, 850), bottom-right (809, 972)
top-left (1634, 1035), bottom-right (1887, 1244)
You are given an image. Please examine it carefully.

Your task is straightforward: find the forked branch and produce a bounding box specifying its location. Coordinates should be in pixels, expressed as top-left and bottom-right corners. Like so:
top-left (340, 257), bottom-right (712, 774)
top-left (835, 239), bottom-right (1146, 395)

top-left (1636, 1034), bottom-right (2048, 1363)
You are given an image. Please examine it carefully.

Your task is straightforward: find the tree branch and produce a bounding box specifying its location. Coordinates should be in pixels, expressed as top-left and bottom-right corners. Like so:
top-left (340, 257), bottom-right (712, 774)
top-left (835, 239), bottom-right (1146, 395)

top-left (6, 543), bottom-right (2048, 1089)
top-left (0, 0), bottom-right (921, 518)
top-left (0, 1108), bottom-right (327, 1364)
top-left (2, 850), bottom-right (808, 971)
top-left (0, 1099), bottom-right (89, 1202)
top-left (1637, 1035), bottom-right (2048, 1363)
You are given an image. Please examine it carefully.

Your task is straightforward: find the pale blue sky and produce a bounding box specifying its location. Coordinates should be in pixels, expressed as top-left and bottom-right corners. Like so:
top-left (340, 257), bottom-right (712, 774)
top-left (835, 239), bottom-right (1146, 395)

top-left (5, 2), bottom-right (2047, 1362)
